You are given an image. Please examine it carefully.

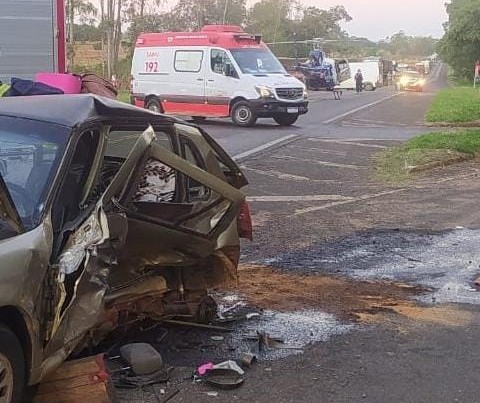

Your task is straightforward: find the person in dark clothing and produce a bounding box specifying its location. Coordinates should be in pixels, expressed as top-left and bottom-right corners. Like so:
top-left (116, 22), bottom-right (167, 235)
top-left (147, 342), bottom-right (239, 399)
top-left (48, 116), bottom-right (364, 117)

top-left (354, 69), bottom-right (363, 93)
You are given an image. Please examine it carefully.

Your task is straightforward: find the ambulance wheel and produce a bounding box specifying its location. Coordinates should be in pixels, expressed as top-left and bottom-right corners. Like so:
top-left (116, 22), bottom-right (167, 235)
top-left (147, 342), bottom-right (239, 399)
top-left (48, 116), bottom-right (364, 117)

top-left (146, 98), bottom-right (162, 113)
top-left (231, 101), bottom-right (257, 127)
top-left (364, 83), bottom-right (374, 91)
top-left (273, 114), bottom-right (299, 126)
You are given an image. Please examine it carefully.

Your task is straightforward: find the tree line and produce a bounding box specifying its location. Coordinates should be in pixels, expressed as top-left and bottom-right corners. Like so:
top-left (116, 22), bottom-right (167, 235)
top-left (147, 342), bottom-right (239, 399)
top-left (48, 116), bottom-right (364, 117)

top-left (439, 0), bottom-right (480, 80)
top-left (67, 0), bottom-right (438, 78)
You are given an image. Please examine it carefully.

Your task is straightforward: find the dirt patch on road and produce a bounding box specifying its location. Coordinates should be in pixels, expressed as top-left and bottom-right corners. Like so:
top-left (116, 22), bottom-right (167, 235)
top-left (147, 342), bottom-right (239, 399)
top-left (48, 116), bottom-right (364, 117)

top-left (233, 264), bottom-right (472, 327)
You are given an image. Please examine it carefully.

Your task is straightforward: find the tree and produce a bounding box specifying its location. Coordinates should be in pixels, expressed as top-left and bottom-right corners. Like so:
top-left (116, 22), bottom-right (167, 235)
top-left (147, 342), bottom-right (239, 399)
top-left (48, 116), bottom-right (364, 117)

top-left (439, 0), bottom-right (480, 79)
top-left (163, 0), bottom-right (246, 32)
top-left (246, 0), bottom-right (292, 43)
top-left (292, 5), bottom-right (351, 41)
top-left (66, 0), bottom-right (97, 69)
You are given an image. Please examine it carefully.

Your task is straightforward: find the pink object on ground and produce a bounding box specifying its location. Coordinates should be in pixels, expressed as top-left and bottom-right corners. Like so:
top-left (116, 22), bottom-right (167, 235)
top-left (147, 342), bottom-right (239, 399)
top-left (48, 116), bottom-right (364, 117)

top-left (197, 362), bottom-right (214, 376)
top-left (35, 72), bottom-right (82, 94)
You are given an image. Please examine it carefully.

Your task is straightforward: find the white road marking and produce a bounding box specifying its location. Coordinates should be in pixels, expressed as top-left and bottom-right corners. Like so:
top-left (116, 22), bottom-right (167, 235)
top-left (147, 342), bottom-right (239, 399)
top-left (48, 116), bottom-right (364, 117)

top-left (272, 154), bottom-right (365, 170)
top-left (241, 166), bottom-right (314, 182)
top-left (291, 145), bottom-right (349, 156)
top-left (232, 134), bottom-right (298, 161)
top-left (322, 93), bottom-right (403, 124)
top-left (293, 189), bottom-right (407, 216)
top-left (309, 139), bottom-right (388, 149)
top-left (247, 195), bottom-right (353, 202)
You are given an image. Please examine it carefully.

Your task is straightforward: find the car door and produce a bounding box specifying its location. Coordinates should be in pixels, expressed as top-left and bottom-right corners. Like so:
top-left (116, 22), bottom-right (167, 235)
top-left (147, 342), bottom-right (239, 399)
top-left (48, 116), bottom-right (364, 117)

top-left (204, 48), bottom-right (239, 117)
top-left (115, 129), bottom-right (245, 270)
top-left (175, 122), bottom-right (248, 189)
top-left (336, 59), bottom-right (351, 84)
top-left (165, 48), bottom-right (208, 116)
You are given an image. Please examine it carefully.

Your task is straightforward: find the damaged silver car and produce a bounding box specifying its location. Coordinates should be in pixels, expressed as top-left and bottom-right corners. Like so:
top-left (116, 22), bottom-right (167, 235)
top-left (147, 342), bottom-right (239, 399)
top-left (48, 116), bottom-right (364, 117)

top-left (0, 94), bottom-right (251, 402)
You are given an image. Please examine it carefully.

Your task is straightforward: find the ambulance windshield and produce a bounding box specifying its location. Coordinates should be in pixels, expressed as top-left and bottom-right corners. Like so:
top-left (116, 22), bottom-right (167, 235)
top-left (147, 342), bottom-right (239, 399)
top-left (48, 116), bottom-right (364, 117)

top-left (230, 48), bottom-right (286, 75)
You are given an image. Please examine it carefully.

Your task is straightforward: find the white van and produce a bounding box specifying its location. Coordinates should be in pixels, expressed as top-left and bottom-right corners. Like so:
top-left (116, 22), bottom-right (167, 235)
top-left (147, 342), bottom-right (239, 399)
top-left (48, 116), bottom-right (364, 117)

top-left (337, 61), bottom-right (383, 91)
top-left (130, 25), bottom-right (308, 127)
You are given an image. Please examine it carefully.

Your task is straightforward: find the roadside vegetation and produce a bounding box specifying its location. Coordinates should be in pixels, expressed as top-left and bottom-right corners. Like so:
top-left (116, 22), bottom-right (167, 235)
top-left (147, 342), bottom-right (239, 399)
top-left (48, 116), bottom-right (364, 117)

top-left (117, 90), bottom-right (130, 104)
top-left (426, 87), bottom-right (480, 124)
top-left (375, 130), bottom-right (480, 183)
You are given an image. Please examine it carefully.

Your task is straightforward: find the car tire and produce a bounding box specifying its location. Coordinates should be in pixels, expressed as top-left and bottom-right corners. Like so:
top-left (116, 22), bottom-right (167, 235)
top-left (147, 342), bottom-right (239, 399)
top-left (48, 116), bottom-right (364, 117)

top-left (273, 114), bottom-right (299, 126)
top-left (146, 98), bottom-right (162, 113)
top-left (191, 116), bottom-right (207, 123)
top-left (364, 83), bottom-right (374, 91)
top-left (231, 101), bottom-right (257, 127)
top-left (0, 324), bottom-right (25, 403)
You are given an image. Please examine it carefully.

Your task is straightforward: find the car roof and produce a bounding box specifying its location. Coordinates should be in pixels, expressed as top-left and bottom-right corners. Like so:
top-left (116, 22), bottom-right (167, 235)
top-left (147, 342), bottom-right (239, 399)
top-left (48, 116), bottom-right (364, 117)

top-left (0, 94), bottom-right (177, 128)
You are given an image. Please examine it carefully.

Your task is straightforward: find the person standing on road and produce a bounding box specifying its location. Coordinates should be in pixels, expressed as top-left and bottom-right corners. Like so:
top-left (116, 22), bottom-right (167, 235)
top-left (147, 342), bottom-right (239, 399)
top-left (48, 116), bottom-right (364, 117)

top-left (354, 69), bottom-right (363, 93)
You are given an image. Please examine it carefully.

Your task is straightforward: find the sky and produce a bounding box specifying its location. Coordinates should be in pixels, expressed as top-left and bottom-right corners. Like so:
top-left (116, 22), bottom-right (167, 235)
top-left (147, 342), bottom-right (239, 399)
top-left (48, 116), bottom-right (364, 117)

top-left (285, 0), bottom-right (449, 40)
top-left (91, 0), bottom-right (449, 41)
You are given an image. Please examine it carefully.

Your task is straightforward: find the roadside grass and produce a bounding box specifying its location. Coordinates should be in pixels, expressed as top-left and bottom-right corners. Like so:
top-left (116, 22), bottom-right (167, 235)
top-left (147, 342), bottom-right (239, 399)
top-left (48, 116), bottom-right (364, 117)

top-left (117, 90), bottom-right (130, 104)
top-left (426, 87), bottom-right (480, 123)
top-left (375, 130), bottom-right (480, 183)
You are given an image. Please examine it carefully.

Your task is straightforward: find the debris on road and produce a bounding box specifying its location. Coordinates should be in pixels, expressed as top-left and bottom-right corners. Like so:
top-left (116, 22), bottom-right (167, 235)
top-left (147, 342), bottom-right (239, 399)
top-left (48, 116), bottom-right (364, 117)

top-left (164, 319), bottom-right (233, 332)
top-left (120, 343), bottom-right (163, 375)
top-left (157, 389), bottom-right (180, 403)
top-left (203, 368), bottom-right (245, 389)
top-left (241, 352), bottom-right (257, 367)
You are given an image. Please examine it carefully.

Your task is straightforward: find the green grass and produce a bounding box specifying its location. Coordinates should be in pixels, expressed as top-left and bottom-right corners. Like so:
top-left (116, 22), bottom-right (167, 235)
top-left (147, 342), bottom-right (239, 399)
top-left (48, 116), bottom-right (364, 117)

top-left (426, 87), bottom-right (480, 123)
top-left (117, 90), bottom-right (130, 104)
top-left (375, 130), bottom-right (480, 183)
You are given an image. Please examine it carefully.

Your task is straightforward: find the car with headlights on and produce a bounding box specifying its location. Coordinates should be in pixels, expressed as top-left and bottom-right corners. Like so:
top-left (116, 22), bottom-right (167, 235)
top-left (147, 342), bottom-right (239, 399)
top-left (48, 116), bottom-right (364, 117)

top-left (0, 94), bottom-right (251, 403)
top-left (396, 70), bottom-right (426, 92)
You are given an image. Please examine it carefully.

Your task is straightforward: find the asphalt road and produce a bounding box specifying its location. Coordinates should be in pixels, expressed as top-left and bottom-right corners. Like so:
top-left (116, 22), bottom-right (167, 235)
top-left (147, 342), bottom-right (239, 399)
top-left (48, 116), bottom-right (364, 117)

top-left (115, 62), bottom-right (480, 403)
top-left (194, 62), bottom-right (446, 158)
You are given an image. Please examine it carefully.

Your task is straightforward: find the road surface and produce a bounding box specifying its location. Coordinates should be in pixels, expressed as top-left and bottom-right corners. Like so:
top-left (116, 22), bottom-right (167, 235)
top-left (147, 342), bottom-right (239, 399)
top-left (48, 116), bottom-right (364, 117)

top-left (115, 62), bottom-right (480, 403)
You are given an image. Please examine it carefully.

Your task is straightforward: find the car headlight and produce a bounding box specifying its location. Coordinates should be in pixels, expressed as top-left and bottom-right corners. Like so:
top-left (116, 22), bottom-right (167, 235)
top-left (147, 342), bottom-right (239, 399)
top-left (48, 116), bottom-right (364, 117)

top-left (418, 79), bottom-right (426, 86)
top-left (255, 85), bottom-right (275, 98)
top-left (303, 88), bottom-right (308, 100)
top-left (400, 77), bottom-right (409, 85)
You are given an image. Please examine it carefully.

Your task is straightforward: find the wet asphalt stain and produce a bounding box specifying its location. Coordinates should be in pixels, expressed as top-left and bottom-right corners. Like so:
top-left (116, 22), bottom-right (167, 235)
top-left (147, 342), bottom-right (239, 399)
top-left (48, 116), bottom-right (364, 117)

top-left (251, 228), bottom-right (480, 305)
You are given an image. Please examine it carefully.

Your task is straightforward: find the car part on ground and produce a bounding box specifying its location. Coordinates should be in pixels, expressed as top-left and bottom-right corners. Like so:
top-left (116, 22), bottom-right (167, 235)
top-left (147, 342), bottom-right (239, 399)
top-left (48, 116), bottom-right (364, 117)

top-left (119, 344), bottom-right (163, 376)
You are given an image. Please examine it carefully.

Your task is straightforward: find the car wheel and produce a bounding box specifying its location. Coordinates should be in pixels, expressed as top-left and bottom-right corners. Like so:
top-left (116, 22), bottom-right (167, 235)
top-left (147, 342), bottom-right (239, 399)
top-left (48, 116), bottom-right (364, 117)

top-left (364, 83), bottom-right (374, 91)
top-left (0, 325), bottom-right (25, 403)
top-left (273, 114), bottom-right (299, 126)
top-left (231, 101), bottom-right (257, 127)
top-left (146, 98), bottom-right (162, 113)
top-left (191, 116), bottom-right (207, 123)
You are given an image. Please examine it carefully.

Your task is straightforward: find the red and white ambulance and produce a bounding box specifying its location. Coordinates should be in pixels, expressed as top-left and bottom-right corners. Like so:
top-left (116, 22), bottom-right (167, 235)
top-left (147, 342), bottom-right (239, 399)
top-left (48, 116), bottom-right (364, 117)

top-left (130, 25), bottom-right (308, 127)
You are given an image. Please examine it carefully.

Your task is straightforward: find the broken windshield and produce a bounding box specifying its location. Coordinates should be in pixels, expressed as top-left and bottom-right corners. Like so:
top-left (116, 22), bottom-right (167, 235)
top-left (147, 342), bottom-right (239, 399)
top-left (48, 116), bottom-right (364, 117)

top-left (0, 117), bottom-right (69, 230)
top-left (230, 48), bottom-right (286, 75)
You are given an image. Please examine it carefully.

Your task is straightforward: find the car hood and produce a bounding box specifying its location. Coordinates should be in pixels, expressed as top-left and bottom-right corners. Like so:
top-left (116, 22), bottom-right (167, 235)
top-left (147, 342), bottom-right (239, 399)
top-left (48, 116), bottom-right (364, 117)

top-left (248, 74), bottom-right (305, 89)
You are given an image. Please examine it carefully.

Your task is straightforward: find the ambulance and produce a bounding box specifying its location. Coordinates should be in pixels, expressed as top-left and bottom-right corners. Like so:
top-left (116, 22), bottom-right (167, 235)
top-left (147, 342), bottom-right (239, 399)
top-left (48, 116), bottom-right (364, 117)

top-left (131, 25), bottom-right (308, 127)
